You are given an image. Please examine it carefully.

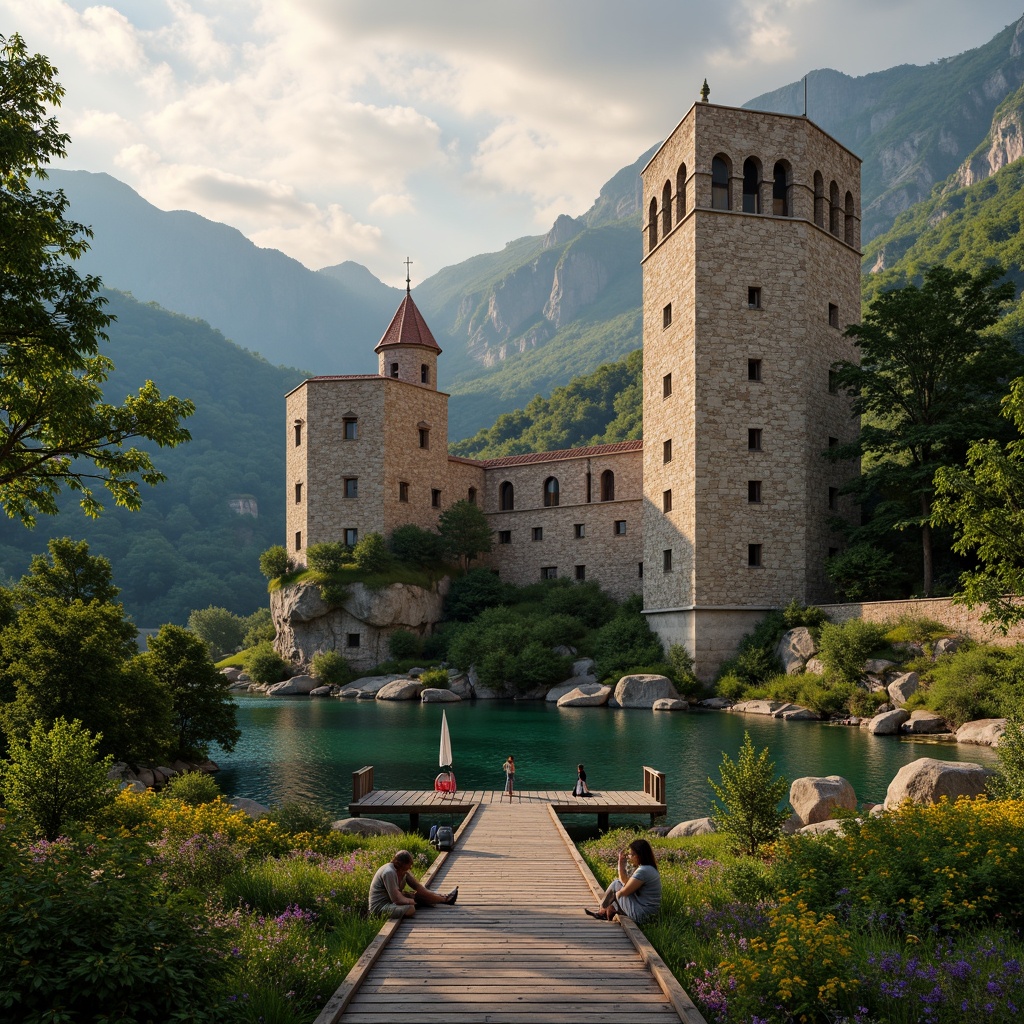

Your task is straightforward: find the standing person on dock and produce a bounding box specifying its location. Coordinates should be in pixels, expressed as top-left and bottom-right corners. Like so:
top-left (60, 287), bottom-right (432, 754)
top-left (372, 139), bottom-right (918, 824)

top-left (585, 838), bottom-right (661, 922)
top-left (502, 754), bottom-right (516, 802)
top-left (573, 763), bottom-right (591, 797)
top-left (368, 850), bottom-right (458, 918)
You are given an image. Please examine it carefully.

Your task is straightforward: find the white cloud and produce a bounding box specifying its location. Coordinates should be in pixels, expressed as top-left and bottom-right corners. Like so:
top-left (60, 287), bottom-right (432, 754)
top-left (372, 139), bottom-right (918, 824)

top-left (369, 192), bottom-right (415, 216)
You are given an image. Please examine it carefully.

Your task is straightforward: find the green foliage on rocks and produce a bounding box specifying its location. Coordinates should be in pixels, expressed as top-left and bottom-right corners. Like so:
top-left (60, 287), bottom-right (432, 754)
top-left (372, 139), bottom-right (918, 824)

top-left (310, 649), bottom-right (353, 687)
top-left (816, 619), bottom-right (891, 684)
top-left (388, 523), bottom-right (445, 565)
top-left (990, 709), bottom-right (1024, 800)
top-left (243, 641), bottom-right (288, 687)
top-left (259, 544), bottom-right (293, 581)
top-left (352, 532), bottom-right (389, 573)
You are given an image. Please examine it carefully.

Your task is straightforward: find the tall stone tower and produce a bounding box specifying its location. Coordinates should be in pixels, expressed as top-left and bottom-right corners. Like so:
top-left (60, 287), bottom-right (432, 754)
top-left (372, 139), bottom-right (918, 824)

top-left (640, 99), bottom-right (862, 675)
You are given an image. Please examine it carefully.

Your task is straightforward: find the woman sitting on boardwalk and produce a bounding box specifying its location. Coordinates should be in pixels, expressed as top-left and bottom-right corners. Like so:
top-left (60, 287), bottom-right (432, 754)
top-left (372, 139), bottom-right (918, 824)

top-left (585, 838), bottom-right (661, 923)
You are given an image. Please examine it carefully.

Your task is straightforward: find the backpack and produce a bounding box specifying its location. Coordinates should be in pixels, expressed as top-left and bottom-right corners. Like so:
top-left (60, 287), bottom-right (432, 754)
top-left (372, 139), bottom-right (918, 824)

top-left (434, 825), bottom-right (454, 851)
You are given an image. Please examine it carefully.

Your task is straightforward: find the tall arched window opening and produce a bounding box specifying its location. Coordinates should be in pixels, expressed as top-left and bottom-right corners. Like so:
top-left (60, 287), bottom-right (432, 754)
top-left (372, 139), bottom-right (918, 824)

top-left (499, 481), bottom-right (514, 511)
top-left (813, 171), bottom-right (825, 227)
top-left (661, 181), bottom-right (672, 235)
top-left (829, 180), bottom-right (841, 236)
top-left (543, 477), bottom-right (560, 507)
top-left (772, 161), bottom-right (789, 216)
top-left (648, 197), bottom-right (658, 251)
top-left (600, 470), bottom-right (615, 502)
top-left (675, 163), bottom-right (687, 221)
top-left (844, 191), bottom-right (856, 246)
top-left (742, 158), bottom-right (761, 214)
top-left (711, 156), bottom-right (730, 210)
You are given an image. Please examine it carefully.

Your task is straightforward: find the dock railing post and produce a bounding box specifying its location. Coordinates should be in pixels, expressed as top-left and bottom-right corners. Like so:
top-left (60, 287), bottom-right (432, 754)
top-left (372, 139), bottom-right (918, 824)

top-left (642, 766), bottom-right (666, 805)
top-left (352, 765), bottom-right (374, 809)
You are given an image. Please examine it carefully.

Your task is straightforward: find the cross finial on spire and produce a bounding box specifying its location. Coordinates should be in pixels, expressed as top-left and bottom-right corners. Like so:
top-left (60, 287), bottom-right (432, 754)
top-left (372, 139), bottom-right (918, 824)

top-left (404, 257), bottom-right (413, 295)
top-left (700, 79), bottom-right (710, 103)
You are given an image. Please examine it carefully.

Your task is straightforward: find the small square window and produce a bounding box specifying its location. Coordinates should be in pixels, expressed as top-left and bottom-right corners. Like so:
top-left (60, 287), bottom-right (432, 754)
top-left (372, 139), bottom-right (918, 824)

top-left (498, 530), bottom-right (511, 545)
top-left (614, 520), bottom-right (627, 535)
top-left (663, 373), bottom-right (672, 398)
top-left (343, 417), bottom-right (358, 440)
top-left (748, 543), bottom-right (762, 567)
top-left (295, 530), bottom-right (302, 551)
top-left (390, 362), bottom-right (399, 378)
top-left (541, 566), bottom-right (557, 580)
top-left (748, 358), bottom-right (762, 381)
top-left (431, 488), bottom-right (441, 508)
top-left (748, 428), bottom-right (762, 451)
top-left (663, 549), bottom-right (673, 572)
top-left (419, 428), bottom-right (429, 448)
top-left (294, 421), bottom-right (303, 447)
top-left (420, 363), bottom-right (429, 383)
top-left (532, 527), bottom-right (543, 542)
top-left (748, 286), bottom-right (761, 309)
top-left (574, 523), bottom-right (585, 539)
top-left (575, 565), bottom-right (586, 581)
top-left (663, 489), bottom-right (672, 513)
top-left (663, 303), bottom-right (672, 329)
top-left (344, 528), bottom-right (358, 546)
top-left (638, 562), bottom-right (644, 578)
top-left (828, 303), bottom-right (839, 328)
top-left (346, 633), bottom-right (360, 648)
top-left (829, 487), bottom-right (839, 510)
top-left (344, 477), bottom-right (358, 499)
top-left (663, 439), bottom-right (672, 463)
top-left (748, 480), bottom-right (761, 503)
top-left (828, 436), bottom-right (838, 448)
top-left (399, 481), bottom-right (409, 502)
top-left (294, 482), bottom-right (302, 504)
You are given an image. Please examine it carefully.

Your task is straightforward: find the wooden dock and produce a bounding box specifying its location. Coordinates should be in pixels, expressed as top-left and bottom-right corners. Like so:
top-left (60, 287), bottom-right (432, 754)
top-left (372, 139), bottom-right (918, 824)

top-left (316, 800), bottom-right (707, 1024)
top-left (349, 765), bottom-right (668, 830)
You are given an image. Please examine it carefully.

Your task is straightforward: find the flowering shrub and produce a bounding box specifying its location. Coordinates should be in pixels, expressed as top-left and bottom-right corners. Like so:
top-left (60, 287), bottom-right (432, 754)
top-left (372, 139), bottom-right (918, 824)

top-left (149, 829), bottom-right (246, 892)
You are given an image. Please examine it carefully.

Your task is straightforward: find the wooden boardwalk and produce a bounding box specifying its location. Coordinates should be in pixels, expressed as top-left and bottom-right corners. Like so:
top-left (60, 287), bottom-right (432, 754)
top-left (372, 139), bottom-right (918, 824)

top-left (317, 801), bottom-right (707, 1024)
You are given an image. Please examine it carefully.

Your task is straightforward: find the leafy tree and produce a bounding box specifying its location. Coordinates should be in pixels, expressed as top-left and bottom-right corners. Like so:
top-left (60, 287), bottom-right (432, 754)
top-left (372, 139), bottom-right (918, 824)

top-left (816, 619), bottom-right (890, 683)
top-left (824, 542), bottom-right (904, 602)
top-left (709, 732), bottom-right (789, 856)
top-left (15, 536), bottom-right (120, 606)
top-left (0, 717), bottom-right (117, 840)
top-left (828, 264), bottom-right (1020, 595)
top-left (135, 625), bottom-right (239, 760)
top-left (0, 34), bottom-right (193, 525)
top-left (989, 709), bottom-right (1024, 800)
top-left (259, 544), bottom-right (292, 580)
top-left (186, 605), bottom-right (247, 658)
top-left (388, 523), bottom-right (445, 565)
top-left (241, 606), bottom-right (275, 648)
top-left (244, 640), bottom-right (287, 686)
top-left (438, 500), bottom-right (493, 568)
top-left (306, 541), bottom-right (350, 574)
top-left (443, 567), bottom-right (509, 621)
top-left (592, 595), bottom-right (664, 679)
top-left (352, 532), bottom-right (390, 573)
top-left (933, 377), bottom-right (1024, 628)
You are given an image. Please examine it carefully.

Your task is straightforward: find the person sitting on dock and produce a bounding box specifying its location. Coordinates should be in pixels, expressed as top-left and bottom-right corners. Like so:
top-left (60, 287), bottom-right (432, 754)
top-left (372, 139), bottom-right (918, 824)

top-left (369, 850), bottom-right (458, 918)
top-left (573, 763), bottom-right (592, 797)
top-left (585, 839), bottom-right (661, 923)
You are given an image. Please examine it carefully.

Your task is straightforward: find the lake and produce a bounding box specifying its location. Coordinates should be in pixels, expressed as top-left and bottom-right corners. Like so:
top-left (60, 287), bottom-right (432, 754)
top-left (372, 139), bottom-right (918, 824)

top-left (213, 697), bottom-right (997, 826)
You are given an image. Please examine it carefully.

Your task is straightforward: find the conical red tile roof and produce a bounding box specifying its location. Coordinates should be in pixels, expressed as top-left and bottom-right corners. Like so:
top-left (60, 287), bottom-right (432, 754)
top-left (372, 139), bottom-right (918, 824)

top-left (374, 292), bottom-right (442, 354)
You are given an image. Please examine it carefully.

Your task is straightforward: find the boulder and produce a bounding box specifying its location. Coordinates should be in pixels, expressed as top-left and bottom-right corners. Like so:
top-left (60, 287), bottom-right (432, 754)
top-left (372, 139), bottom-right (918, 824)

top-left (789, 775), bottom-right (857, 825)
top-left (868, 708), bottom-right (910, 735)
top-left (892, 640), bottom-right (925, 659)
top-left (339, 687), bottom-right (361, 699)
top-left (666, 817), bottom-right (716, 837)
top-left (309, 685), bottom-right (335, 696)
top-left (171, 759), bottom-right (192, 775)
top-left (613, 674), bottom-right (679, 709)
top-left (775, 704), bottom-right (819, 720)
top-left (376, 679), bottom-right (423, 701)
top-left (356, 689), bottom-right (376, 700)
top-left (196, 760), bottom-right (219, 774)
top-left (777, 627), bottom-right (817, 675)
top-left (572, 657), bottom-right (596, 678)
top-left (221, 667), bottom-right (243, 682)
top-left (266, 674), bottom-right (319, 696)
top-left (798, 819), bottom-right (846, 835)
top-left (229, 797), bottom-right (270, 818)
top-left (557, 685), bottom-right (612, 707)
top-left (155, 765), bottom-right (178, 781)
top-left (552, 644), bottom-right (577, 658)
top-left (863, 659), bottom-right (895, 678)
top-left (956, 719), bottom-right (1007, 747)
top-left (349, 674), bottom-right (403, 694)
top-left (547, 677), bottom-right (600, 702)
top-left (699, 697), bottom-right (733, 709)
top-left (902, 710), bottom-right (949, 735)
top-left (421, 687), bottom-right (462, 703)
top-left (121, 780), bottom-right (147, 794)
top-left (887, 672), bottom-right (919, 706)
top-left (136, 767), bottom-right (156, 788)
top-left (884, 757), bottom-right (993, 810)
top-left (732, 699), bottom-right (787, 716)
top-left (228, 679), bottom-right (252, 690)
top-left (804, 657), bottom-right (826, 675)
top-left (448, 672), bottom-right (474, 699)
top-left (652, 697), bottom-right (688, 711)
top-left (331, 817), bottom-right (404, 836)
top-left (933, 637), bottom-right (964, 657)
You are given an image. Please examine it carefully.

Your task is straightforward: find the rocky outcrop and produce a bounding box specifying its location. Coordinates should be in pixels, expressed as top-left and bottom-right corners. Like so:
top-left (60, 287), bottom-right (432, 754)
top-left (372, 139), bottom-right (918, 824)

top-left (956, 718), bottom-right (1007, 746)
top-left (732, 699), bottom-right (817, 719)
top-left (868, 708), bottom-right (909, 735)
top-left (421, 687), bottom-right (462, 703)
top-left (557, 684), bottom-right (612, 707)
top-left (376, 679), bottom-right (424, 701)
top-left (331, 817), bottom-right (404, 836)
top-left (884, 757), bottom-right (993, 810)
top-left (272, 580), bottom-right (449, 672)
top-left (789, 776), bottom-right (857, 826)
top-left (230, 797), bottom-right (270, 818)
top-left (887, 672), bottom-right (919, 706)
top-left (777, 627), bottom-right (817, 674)
top-left (652, 698), bottom-right (688, 711)
top-left (613, 674), bottom-right (678, 709)
top-left (798, 819), bottom-right (846, 835)
top-left (266, 674), bottom-right (318, 696)
top-left (667, 817), bottom-right (716, 838)
top-left (902, 710), bottom-right (949, 735)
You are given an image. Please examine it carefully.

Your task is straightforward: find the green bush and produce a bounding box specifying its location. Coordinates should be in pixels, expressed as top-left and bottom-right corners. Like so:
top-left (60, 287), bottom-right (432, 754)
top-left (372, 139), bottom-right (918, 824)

top-left (0, 718), bottom-right (118, 840)
top-left (990, 709), bottom-right (1024, 799)
top-left (794, 677), bottom-right (856, 718)
top-left (388, 524), bottom-right (445, 565)
top-left (884, 615), bottom-right (953, 646)
top-left (419, 667), bottom-right (450, 689)
top-left (443, 568), bottom-right (508, 621)
top-left (825, 542), bottom-right (904, 601)
top-left (306, 541), bottom-right (351, 575)
top-left (259, 545), bottom-right (292, 580)
top-left (816, 618), bottom-right (890, 683)
top-left (668, 643), bottom-right (701, 695)
top-left (310, 649), bottom-right (353, 686)
top-left (920, 644), bottom-right (1024, 726)
top-left (242, 606), bottom-right (276, 648)
top-left (716, 673), bottom-right (747, 701)
top-left (533, 579), bottom-right (617, 627)
top-left (531, 611), bottom-right (587, 650)
top-left (266, 800), bottom-right (334, 836)
top-left (245, 641), bottom-right (288, 686)
top-left (848, 687), bottom-right (889, 717)
top-left (161, 771), bottom-right (221, 806)
top-left (388, 629), bottom-right (422, 660)
top-left (592, 595), bottom-right (664, 679)
top-left (186, 605), bottom-right (246, 658)
top-left (716, 609), bottom-right (786, 685)
top-left (352, 532), bottom-right (390, 573)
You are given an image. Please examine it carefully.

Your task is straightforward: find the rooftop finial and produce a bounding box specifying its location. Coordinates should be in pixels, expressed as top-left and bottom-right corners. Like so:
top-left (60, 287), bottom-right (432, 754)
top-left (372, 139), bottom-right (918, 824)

top-left (700, 79), bottom-right (710, 103)
top-left (404, 256), bottom-right (413, 295)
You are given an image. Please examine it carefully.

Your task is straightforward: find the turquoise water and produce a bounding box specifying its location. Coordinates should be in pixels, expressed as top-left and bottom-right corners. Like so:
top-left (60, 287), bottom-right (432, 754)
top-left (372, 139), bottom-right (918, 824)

top-left (213, 697), bottom-right (997, 825)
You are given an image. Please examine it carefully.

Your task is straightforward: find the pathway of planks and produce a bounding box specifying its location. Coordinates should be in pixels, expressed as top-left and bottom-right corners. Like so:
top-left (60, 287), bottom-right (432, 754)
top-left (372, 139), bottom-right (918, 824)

top-left (336, 801), bottom-right (705, 1024)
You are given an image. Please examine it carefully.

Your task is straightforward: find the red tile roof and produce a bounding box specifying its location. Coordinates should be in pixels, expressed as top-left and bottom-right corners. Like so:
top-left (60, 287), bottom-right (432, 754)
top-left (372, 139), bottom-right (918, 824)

top-left (375, 292), bottom-right (442, 354)
top-left (474, 438), bottom-right (643, 468)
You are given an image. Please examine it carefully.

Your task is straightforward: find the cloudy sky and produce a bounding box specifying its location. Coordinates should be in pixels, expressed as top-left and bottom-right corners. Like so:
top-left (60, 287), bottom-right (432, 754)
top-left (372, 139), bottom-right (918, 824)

top-left (5, 1), bottom-right (1023, 285)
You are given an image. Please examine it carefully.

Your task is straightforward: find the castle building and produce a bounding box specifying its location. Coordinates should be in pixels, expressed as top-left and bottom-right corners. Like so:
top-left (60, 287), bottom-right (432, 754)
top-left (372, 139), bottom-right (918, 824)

top-left (284, 98), bottom-right (861, 678)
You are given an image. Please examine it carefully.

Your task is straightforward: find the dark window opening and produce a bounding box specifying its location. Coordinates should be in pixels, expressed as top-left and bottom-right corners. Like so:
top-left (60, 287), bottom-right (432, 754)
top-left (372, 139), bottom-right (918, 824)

top-left (663, 373), bottom-right (672, 398)
top-left (828, 436), bottom-right (838, 448)
top-left (499, 530), bottom-right (511, 544)
top-left (399, 481), bottom-right (409, 502)
top-left (663, 302), bottom-right (672, 328)
top-left (295, 530), bottom-right (302, 551)
top-left (648, 196), bottom-right (658, 252)
top-left (420, 363), bottom-right (429, 384)
top-left (614, 520), bottom-right (627, 535)
top-left (675, 163), bottom-right (687, 220)
top-left (663, 549), bottom-right (673, 572)
top-left (829, 487), bottom-right (839, 511)
top-left (712, 155), bottom-right (730, 210)
top-left (431, 488), bottom-right (441, 508)
top-left (499, 481), bottom-right (515, 511)
top-left (532, 527), bottom-right (543, 542)
top-left (346, 633), bottom-right (360, 648)
top-left (662, 180), bottom-right (672, 235)
top-left (390, 362), bottom-right (399, 378)
top-left (468, 487), bottom-right (477, 505)
top-left (343, 417), bottom-right (358, 440)
top-left (541, 566), bottom-right (557, 580)
top-left (829, 547), bottom-right (839, 559)
top-left (748, 358), bottom-right (762, 381)
top-left (344, 477), bottom-right (358, 499)
top-left (638, 562), bottom-right (644, 578)
top-left (828, 370), bottom-right (839, 394)
top-left (748, 286), bottom-right (761, 309)
top-left (585, 472), bottom-right (592, 503)
top-left (294, 421), bottom-right (303, 446)
top-left (748, 480), bottom-right (762, 503)
top-left (663, 439), bottom-right (672, 463)
top-left (748, 428), bottom-right (762, 451)
top-left (294, 482), bottom-right (302, 504)
top-left (419, 427), bottom-right (429, 448)
top-left (543, 477), bottom-right (560, 507)
top-left (344, 528), bottom-right (358, 546)
top-left (829, 303), bottom-right (839, 328)
top-left (600, 470), bottom-right (615, 502)
top-left (575, 565), bottom-right (586, 581)
top-left (772, 161), bottom-right (789, 216)
top-left (663, 489), bottom-right (672, 513)
top-left (574, 523), bottom-right (585, 539)
top-left (748, 543), bottom-right (762, 567)
top-left (742, 158), bottom-right (761, 214)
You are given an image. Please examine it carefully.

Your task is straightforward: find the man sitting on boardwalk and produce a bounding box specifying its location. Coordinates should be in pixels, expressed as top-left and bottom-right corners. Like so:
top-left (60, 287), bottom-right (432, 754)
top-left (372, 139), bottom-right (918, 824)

top-left (369, 850), bottom-right (458, 918)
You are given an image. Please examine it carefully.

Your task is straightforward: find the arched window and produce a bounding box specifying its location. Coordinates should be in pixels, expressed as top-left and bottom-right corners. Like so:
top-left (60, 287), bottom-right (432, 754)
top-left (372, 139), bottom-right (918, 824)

top-left (499, 481), bottom-right (514, 511)
top-left (772, 161), bottom-right (790, 216)
top-left (829, 180), bottom-right (841, 236)
top-left (661, 180), bottom-right (672, 235)
top-left (600, 470), bottom-right (615, 502)
top-left (813, 171), bottom-right (825, 228)
top-left (468, 487), bottom-right (477, 505)
top-left (742, 158), bottom-right (761, 214)
top-left (675, 163), bottom-right (687, 221)
top-left (711, 155), bottom-right (730, 210)
top-left (543, 477), bottom-right (560, 507)
top-left (844, 191), bottom-right (855, 246)
top-left (648, 196), bottom-right (658, 251)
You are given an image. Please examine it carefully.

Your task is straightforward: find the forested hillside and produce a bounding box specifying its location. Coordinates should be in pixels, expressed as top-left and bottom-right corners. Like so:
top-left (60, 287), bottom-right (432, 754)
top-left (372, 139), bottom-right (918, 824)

top-left (0, 291), bottom-right (306, 626)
